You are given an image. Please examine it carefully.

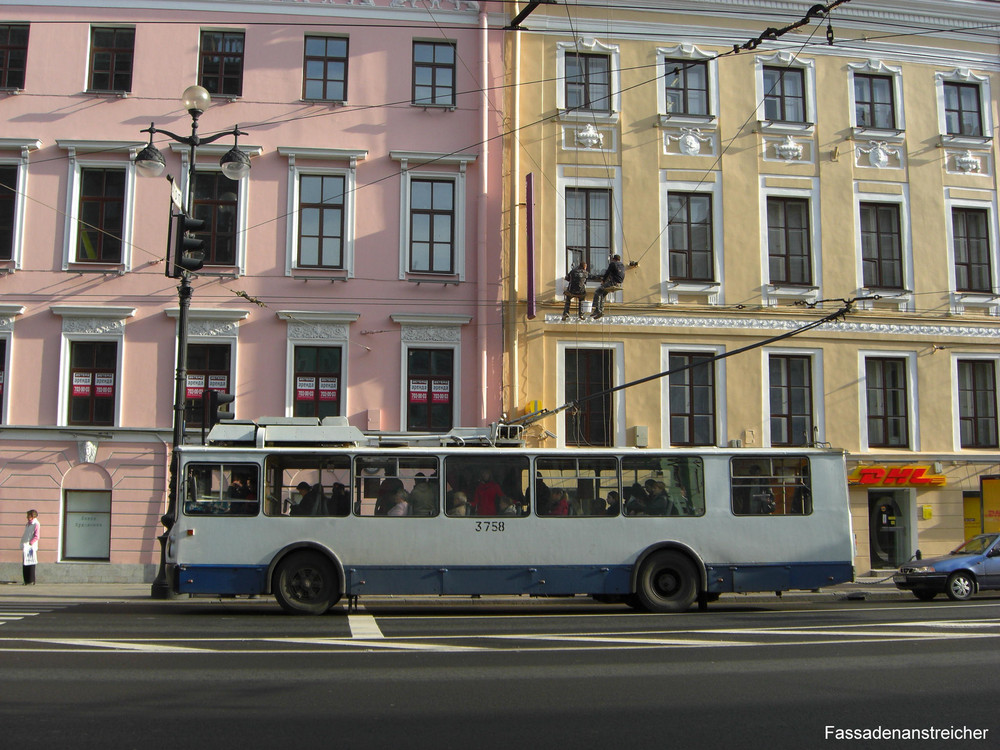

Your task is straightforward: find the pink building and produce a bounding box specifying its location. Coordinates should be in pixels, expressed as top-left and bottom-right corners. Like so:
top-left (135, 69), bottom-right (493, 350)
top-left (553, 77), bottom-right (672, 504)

top-left (0, 0), bottom-right (504, 582)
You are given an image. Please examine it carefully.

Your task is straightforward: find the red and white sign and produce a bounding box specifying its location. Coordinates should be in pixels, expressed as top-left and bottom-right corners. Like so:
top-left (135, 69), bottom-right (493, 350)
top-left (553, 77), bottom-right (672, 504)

top-left (94, 372), bottom-right (115, 397)
top-left (296, 376), bottom-right (316, 401)
top-left (431, 379), bottom-right (450, 404)
top-left (72, 372), bottom-right (93, 397)
top-left (319, 376), bottom-right (338, 401)
top-left (185, 374), bottom-right (205, 400)
top-left (409, 379), bottom-right (428, 404)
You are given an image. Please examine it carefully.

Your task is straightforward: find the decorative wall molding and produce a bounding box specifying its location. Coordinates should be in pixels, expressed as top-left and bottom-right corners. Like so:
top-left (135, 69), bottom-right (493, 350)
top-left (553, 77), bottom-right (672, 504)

top-left (547, 312), bottom-right (1000, 339)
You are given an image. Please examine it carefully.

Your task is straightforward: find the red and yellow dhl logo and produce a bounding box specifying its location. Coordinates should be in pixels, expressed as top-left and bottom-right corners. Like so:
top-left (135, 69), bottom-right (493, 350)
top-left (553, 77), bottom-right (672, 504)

top-left (848, 465), bottom-right (947, 487)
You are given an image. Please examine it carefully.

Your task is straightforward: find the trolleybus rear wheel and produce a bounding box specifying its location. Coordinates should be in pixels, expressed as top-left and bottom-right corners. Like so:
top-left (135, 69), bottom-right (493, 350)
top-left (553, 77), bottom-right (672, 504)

top-left (635, 551), bottom-right (697, 613)
top-left (273, 551), bottom-right (340, 614)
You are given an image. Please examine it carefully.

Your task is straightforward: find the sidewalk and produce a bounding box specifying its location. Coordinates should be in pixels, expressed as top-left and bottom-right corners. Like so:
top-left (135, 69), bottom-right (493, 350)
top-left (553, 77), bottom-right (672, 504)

top-left (0, 577), bottom-right (907, 604)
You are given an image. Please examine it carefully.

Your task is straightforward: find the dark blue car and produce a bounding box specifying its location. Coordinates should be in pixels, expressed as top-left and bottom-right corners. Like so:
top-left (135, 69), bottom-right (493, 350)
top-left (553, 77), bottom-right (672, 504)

top-left (894, 533), bottom-right (1000, 601)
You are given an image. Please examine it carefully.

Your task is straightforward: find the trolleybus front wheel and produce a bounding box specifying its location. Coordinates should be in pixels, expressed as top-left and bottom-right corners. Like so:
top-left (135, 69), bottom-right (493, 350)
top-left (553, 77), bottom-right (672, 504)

top-left (273, 551), bottom-right (340, 614)
top-left (635, 551), bottom-right (697, 613)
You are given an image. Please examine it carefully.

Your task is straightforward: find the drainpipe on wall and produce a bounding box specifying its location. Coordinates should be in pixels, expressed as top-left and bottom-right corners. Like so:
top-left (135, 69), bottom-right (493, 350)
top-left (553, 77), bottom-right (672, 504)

top-left (477, 8), bottom-right (489, 423)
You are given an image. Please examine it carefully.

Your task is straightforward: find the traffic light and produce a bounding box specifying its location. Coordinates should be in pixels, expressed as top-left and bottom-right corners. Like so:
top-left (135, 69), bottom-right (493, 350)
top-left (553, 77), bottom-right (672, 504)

top-left (171, 211), bottom-right (206, 277)
top-left (202, 389), bottom-right (235, 436)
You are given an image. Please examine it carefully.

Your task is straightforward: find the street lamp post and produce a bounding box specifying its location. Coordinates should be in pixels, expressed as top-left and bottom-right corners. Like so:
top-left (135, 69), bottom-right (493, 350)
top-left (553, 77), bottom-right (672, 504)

top-left (135, 85), bottom-right (251, 599)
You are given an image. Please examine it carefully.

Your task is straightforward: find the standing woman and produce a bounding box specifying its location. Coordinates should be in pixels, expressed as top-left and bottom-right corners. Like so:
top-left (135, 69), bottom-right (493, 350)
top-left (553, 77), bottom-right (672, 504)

top-left (21, 509), bottom-right (39, 585)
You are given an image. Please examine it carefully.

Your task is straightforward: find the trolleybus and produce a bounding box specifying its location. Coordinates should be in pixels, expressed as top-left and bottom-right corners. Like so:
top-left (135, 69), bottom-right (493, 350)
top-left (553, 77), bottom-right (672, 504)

top-left (164, 418), bottom-right (854, 613)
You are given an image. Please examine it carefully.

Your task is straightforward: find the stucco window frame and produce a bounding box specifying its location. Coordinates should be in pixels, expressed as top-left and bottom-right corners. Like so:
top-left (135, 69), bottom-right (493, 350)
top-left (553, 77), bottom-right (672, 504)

top-left (759, 176), bottom-right (822, 306)
top-left (277, 310), bottom-right (360, 419)
top-left (391, 313), bottom-right (470, 433)
top-left (0, 139), bottom-right (39, 271)
top-left (52, 305), bottom-right (135, 429)
top-left (944, 189), bottom-right (999, 316)
top-left (853, 184), bottom-right (913, 311)
top-left (660, 172), bottom-right (723, 304)
top-left (391, 151), bottom-right (475, 283)
top-left (279, 147), bottom-right (367, 280)
top-left (858, 350), bottom-right (919, 453)
top-left (0, 304), bottom-right (21, 425)
top-left (555, 165), bottom-right (623, 300)
top-left (57, 141), bottom-right (139, 274)
top-left (847, 60), bottom-right (905, 141)
top-left (556, 38), bottom-right (621, 124)
top-left (754, 52), bottom-right (816, 136)
top-left (173, 142), bottom-right (262, 278)
top-left (555, 339), bottom-right (625, 449)
top-left (951, 353), bottom-right (1000, 451)
top-left (763, 347), bottom-right (825, 448)
top-left (661, 342), bottom-right (727, 449)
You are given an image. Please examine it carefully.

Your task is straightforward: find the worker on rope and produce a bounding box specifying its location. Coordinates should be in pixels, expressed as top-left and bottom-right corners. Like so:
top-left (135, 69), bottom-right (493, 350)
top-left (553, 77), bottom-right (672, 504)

top-left (590, 254), bottom-right (637, 319)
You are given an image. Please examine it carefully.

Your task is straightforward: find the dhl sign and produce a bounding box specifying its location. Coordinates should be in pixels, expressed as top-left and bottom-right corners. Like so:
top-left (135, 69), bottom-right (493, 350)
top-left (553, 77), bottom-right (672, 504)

top-left (848, 465), bottom-right (946, 487)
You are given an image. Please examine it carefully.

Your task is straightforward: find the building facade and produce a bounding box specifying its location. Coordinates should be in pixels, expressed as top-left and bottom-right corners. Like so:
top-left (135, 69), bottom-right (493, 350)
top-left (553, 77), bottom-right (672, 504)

top-left (503, 0), bottom-right (1000, 573)
top-left (0, 0), bottom-right (504, 582)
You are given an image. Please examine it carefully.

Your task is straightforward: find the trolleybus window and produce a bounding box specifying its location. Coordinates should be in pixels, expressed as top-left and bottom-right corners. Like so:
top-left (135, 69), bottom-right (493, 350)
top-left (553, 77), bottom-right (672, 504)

top-left (264, 455), bottom-right (350, 517)
top-left (534, 456), bottom-right (619, 516)
top-left (354, 455), bottom-right (440, 517)
top-left (183, 463), bottom-right (259, 516)
top-left (444, 454), bottom-right (530, 517)
top-left (620, 456), bottom-right (704, 517)
top-left (731, 456), bottom-right (812, 515)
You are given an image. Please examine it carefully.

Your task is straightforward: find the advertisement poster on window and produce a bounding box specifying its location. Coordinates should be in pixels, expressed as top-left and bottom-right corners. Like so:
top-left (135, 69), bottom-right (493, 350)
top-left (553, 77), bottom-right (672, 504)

top-left (0, 370), bottom-right (5, 397)
top-left (185, 374), bottom-right (205, 399)
top-left (296, 376), bottom-right (315, 401)
top-left (72, 372), bottom-right (92, 396)
top-left (208, 375), bottom-right (228, 392)
top-left (95, 373), bottom-right (114, 397)
top-left (319, 376), bottom-right (338, 401)
top-left (431, 379), bottom-right (450, 403)
top-left (409, 379), bottom-right (428, 403)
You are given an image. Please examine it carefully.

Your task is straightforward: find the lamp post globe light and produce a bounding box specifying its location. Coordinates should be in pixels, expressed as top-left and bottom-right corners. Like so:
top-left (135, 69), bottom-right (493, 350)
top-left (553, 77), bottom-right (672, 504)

top-left (136, 84), bottom-right (251, 599)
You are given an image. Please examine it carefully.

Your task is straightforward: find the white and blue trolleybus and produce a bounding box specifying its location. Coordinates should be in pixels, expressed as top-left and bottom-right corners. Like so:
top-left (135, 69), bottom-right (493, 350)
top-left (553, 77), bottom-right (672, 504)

top-left (164, 418), bottom-right (855, 613)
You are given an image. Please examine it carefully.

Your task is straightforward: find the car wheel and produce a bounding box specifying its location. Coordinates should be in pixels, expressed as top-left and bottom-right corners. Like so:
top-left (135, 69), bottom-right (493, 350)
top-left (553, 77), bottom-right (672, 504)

top-left (635, 551), bottom-right (697, 613)
top-left (273, 551), bottom-right (340, 614)
top-left (945, 571), bottom-right (975, 602)
top-left (912, 590), bottom-right (937, 601)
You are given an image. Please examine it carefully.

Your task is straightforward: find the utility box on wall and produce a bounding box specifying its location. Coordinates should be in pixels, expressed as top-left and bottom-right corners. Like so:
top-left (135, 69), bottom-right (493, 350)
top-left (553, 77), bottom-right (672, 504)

top-left (629, 425), bottom-right (648, 448)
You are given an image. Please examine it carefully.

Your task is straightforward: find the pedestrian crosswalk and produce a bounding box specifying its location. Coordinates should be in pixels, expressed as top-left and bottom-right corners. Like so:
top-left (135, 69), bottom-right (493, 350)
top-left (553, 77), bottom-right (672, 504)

top-left (0, 603), bottom-right (66, 627)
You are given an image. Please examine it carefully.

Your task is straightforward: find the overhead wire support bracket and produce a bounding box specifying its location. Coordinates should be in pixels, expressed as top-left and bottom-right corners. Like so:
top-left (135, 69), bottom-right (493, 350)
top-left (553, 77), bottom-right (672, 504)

top-left (506, 0), bottom-right (558, 31)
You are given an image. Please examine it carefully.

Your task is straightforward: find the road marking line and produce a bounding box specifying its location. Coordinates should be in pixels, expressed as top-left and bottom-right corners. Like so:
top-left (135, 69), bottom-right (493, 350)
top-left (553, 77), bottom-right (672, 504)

top-left (348, 613), bottom-right (384, 639)
top-left (27, 638), bottom-right (207, 652)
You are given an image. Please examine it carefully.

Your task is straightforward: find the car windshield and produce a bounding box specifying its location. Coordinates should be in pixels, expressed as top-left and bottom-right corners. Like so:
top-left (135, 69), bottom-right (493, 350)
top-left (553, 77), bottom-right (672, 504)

top-left (951, 534), bottom-right (999, 556)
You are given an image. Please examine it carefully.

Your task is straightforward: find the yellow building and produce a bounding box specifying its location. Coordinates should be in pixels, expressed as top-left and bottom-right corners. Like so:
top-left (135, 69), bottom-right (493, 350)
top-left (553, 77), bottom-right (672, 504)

top-left (502, 0), bottom-right (1000, 574)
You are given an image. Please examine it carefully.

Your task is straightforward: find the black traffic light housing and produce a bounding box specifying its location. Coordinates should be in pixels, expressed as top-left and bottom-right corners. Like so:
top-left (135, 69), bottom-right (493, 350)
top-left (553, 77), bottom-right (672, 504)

top-left (201, 389), bottom-right (235, 442)
top-left (171, 211), bottom-right (206, 277)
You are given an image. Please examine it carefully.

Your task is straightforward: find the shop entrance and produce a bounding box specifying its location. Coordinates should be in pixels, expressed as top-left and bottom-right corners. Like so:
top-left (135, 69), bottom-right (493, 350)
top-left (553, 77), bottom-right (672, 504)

top-left (868, 490), bottom-right (912, 569)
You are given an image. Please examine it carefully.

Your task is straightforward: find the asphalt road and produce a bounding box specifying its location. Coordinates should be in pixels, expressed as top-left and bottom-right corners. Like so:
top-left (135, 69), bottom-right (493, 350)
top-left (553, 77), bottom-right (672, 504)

top-left (1, 594), bottom-right (997, 750)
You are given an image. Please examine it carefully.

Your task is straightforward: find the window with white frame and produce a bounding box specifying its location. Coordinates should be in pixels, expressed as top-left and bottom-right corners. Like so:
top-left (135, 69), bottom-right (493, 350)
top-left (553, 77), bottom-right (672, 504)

top-left (280, 147), bottom-right (365, 278)
top-left (391, 152), bottom-right (474, 280)
top-left (768, 352), bottom-right (819, 447)
top-left (761, 178), bottom-right (820, 304)
top-left (556, 39), bottom-right (620, 120)
top-left (88, 26), bottom-right (134, 94)
top-left (0, 336), bottom-right (6, 423)
top-left (860, 202), bottom-right (904, 290)
top-left (863, 355), bottom-right (912, 449)
top-left (957, 357), bottom-right (998, 449)
top-left (945, 192), bottom-right (998, 315)
top-left (0, 140), bottom-right (37, 269)
top-left (848, 61), bottom-right (904, 133)
top-left (58, 142), bottom-right (136, 271)
top-left (52, 305), bottom-right (132, 428)
top-left (936, 69), bottom-right (993, 141)
top-left (556, 166), bottom-right (622, 293)
top-left (755, 53), bottom-right (815, 132)
top-left (393, 314), bottom-right (469, 433)
top-left (278, 310), bottom-right (359, 420)
top-left (668, 350), bottom-right (717, 447)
